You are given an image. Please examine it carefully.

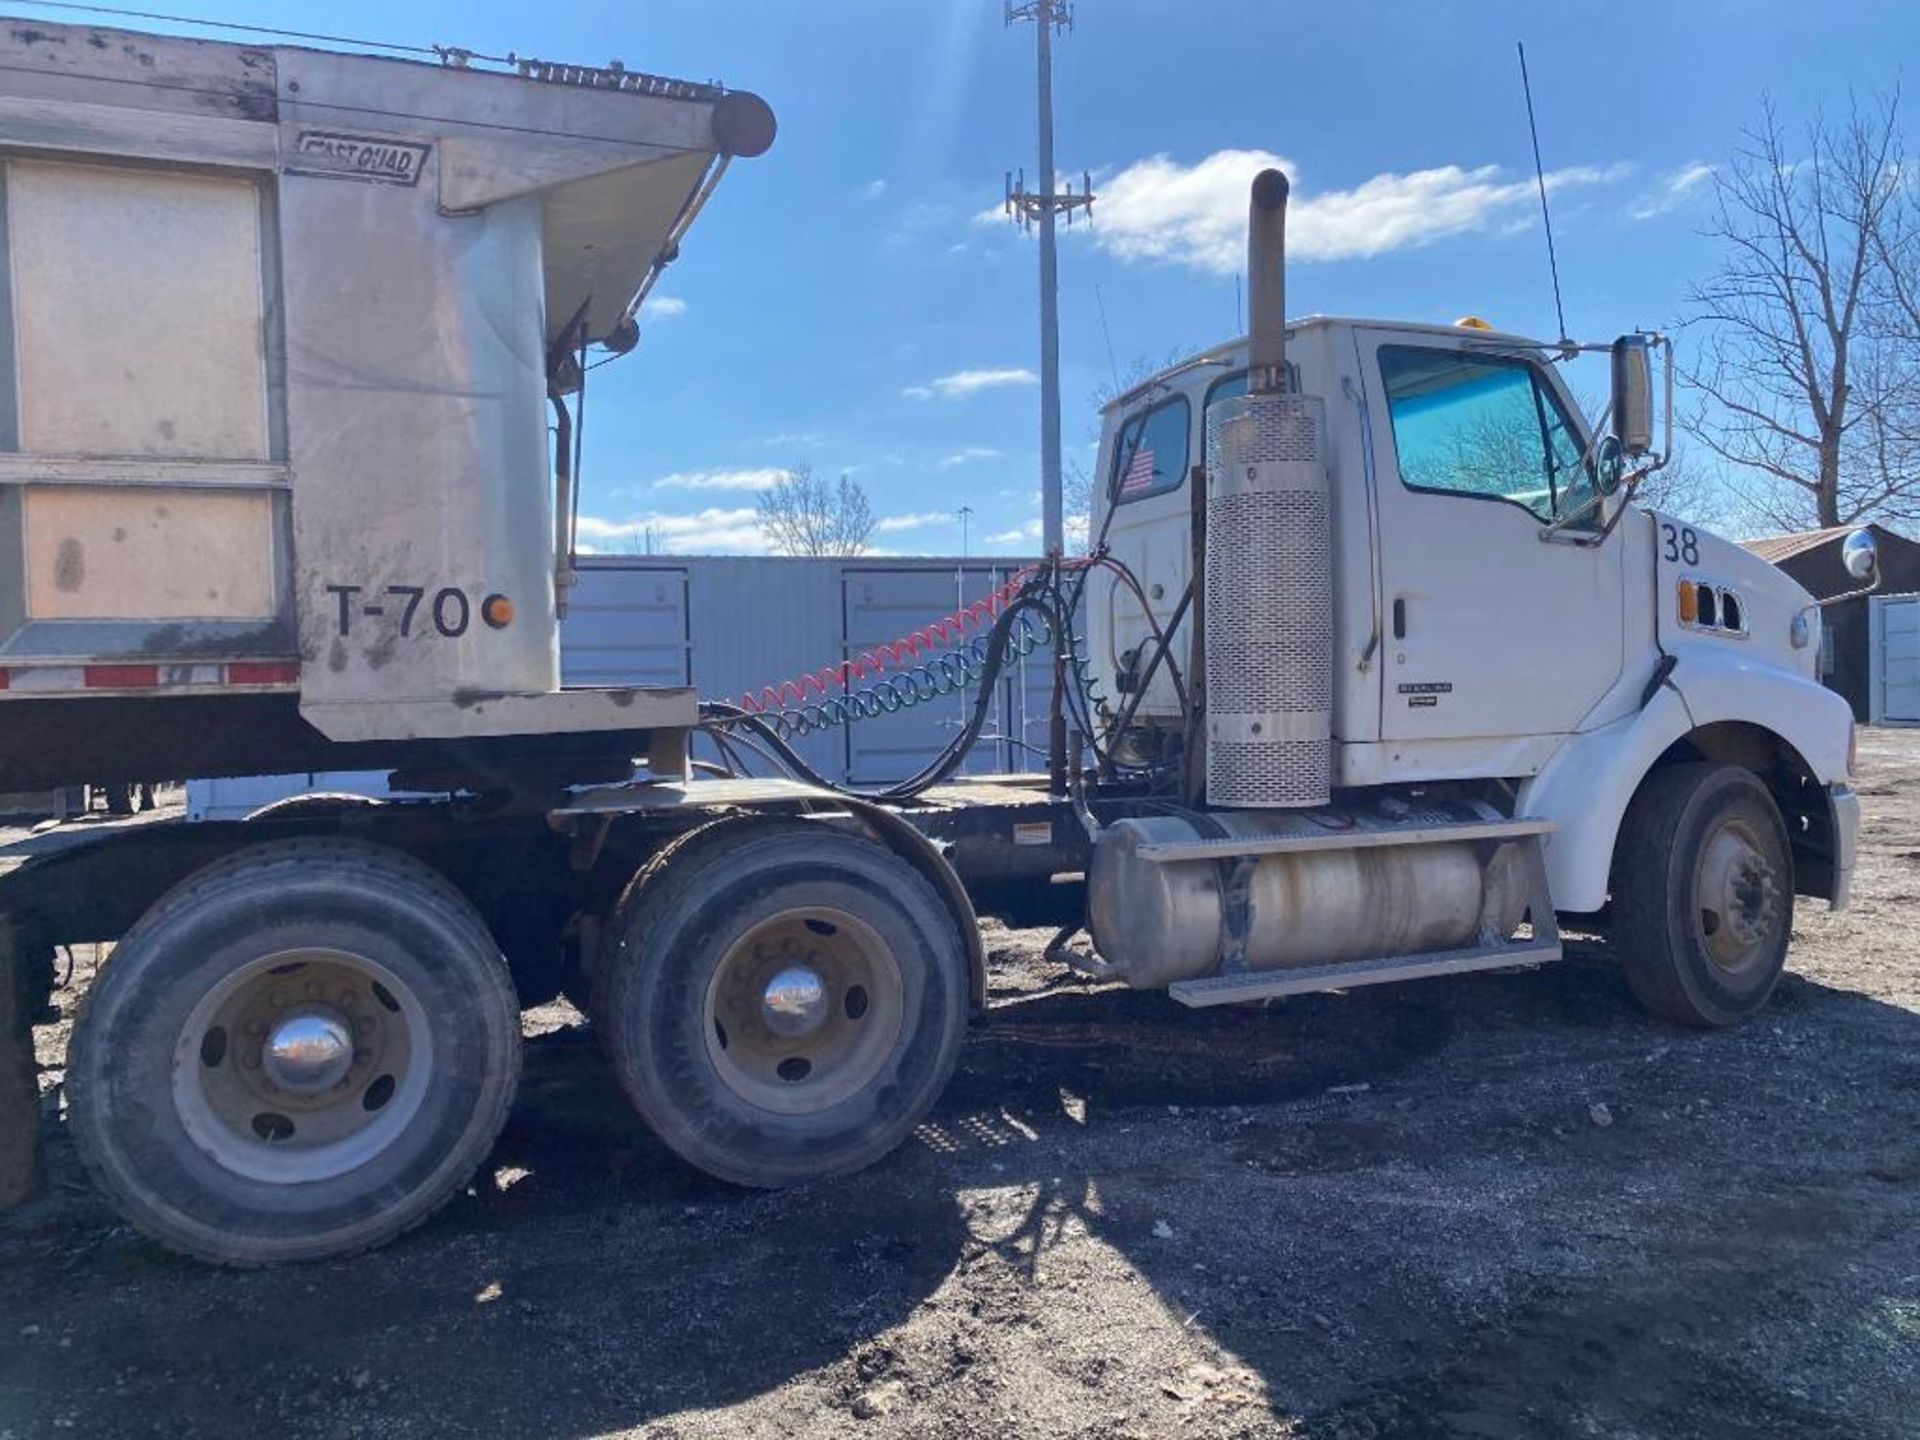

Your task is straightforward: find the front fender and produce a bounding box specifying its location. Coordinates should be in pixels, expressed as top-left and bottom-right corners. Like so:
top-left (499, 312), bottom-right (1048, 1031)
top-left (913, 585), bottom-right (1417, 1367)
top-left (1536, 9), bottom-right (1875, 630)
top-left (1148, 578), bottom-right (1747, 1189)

top-left (1517, 651), bottom-right (1852, 913)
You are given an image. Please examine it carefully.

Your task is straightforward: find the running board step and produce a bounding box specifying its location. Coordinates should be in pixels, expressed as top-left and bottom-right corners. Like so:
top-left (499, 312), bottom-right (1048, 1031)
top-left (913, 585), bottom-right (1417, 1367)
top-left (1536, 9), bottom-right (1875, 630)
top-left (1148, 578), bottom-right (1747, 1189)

top-left (1167, 940), bottom-right (1563, 1008)
top-left (1134, 817), bottom-right (1553, 864)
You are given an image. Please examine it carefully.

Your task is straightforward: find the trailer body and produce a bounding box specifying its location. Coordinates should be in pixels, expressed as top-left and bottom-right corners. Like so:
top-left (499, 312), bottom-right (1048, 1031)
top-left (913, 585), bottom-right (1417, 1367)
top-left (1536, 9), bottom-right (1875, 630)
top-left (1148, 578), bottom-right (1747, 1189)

top-left (0, 20), bottom-right (773, 788)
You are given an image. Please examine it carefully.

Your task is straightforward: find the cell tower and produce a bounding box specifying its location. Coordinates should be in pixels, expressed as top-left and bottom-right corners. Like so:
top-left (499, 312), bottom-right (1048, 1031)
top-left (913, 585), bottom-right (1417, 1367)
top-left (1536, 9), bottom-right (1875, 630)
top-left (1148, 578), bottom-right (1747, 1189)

top-left (1002, 1), bottom-right (1092, 557)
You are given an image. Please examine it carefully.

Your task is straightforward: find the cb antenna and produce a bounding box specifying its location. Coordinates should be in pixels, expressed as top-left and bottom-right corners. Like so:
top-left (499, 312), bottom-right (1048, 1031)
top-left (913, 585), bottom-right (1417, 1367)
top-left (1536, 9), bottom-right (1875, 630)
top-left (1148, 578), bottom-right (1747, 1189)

top-left (1516, 41), bottom-right (1571, 350)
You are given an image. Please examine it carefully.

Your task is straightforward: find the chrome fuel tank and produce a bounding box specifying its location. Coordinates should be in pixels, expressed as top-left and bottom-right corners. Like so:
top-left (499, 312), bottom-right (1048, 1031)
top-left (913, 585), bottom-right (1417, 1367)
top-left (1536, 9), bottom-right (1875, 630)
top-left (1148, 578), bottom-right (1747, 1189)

top-left (1086, 805), bottom-right (1527, 989)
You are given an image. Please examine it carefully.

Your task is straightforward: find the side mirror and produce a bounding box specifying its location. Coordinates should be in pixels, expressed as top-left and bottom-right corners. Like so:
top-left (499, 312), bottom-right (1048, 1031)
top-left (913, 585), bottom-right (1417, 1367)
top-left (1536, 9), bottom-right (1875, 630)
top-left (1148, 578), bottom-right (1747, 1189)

top-left (1843, 527), bottom-right (1879, 582)
top-left (1610, 334), bottom-right (1655, 458)
top-left (1594, 435), bottom-right (1626, 497)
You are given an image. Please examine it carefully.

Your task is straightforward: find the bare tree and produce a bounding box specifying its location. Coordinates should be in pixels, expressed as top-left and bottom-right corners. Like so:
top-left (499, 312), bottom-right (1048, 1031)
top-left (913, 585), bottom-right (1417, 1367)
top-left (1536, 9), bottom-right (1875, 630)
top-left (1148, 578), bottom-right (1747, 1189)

top-left (611, 523), bottom-right (665, 556)
top-left (756, 463), bottom-right (875, 556)
top-left (1635, 446), bottom-right (1741, 533)
top-left (1062, 459), bottom-right (1092, 550)
top-left (1681, 93), bottom-right (1919, 530)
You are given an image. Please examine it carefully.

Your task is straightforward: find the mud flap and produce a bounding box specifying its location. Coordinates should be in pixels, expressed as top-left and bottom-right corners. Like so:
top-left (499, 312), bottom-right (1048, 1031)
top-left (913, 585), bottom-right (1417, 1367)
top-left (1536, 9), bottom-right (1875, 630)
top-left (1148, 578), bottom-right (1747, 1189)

top-left (0, 917), bottom-right (43, 1209)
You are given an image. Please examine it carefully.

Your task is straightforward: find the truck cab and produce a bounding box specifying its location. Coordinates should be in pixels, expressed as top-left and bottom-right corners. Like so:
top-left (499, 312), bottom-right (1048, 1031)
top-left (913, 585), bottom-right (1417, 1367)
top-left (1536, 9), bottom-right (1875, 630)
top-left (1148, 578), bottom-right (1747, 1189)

top-left (1087, 316), bottom-right (1861, 916)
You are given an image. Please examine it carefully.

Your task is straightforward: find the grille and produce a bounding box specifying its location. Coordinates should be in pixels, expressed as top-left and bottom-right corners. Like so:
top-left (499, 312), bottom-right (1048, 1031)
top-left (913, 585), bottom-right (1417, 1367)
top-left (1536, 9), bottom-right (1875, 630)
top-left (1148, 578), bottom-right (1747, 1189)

top-left (1204, 392), bottom-right (1332, 808)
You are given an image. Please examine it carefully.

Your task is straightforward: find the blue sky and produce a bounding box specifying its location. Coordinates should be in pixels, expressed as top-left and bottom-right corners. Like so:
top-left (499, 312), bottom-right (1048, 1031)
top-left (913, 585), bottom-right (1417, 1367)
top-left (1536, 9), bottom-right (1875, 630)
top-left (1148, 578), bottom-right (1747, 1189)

top-left (24, 1), bottom-right (1917, 551)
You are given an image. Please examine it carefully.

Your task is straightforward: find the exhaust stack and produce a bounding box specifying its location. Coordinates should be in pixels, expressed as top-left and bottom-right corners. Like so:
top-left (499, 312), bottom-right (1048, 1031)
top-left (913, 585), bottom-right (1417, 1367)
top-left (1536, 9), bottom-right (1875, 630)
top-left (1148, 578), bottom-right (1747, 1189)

top-left (1201, 167), bottom-right (1333, 808)
top-left (1247, 167), bottom-right (1289, 394)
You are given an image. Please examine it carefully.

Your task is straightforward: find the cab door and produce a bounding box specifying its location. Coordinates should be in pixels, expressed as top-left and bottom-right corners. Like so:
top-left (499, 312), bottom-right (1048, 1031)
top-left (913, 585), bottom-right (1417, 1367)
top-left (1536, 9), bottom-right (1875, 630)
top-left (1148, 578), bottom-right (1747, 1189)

top-left (1097, 389), bottom-right (1196, 721)
top-left (1358, 329), bottom-right (1624, 744)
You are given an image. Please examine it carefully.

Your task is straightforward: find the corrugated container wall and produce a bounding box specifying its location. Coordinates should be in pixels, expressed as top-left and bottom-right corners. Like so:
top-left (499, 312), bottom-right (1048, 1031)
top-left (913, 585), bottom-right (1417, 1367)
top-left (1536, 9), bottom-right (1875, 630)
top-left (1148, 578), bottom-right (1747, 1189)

top-left (566, 556), bottom-right (1051, 783)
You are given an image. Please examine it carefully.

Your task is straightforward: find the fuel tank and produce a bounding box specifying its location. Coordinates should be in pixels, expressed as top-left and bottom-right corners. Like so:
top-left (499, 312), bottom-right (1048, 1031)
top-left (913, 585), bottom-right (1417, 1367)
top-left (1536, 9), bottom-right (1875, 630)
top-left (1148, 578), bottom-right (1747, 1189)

top-left (1086, 804), bottom-right (1528, 989)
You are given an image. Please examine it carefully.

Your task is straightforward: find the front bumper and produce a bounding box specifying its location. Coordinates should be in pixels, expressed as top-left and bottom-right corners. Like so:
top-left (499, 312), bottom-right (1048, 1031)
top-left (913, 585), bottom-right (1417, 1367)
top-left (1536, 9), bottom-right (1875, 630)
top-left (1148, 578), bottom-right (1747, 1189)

top-left (1827, 783), bottom-right (1861, 911)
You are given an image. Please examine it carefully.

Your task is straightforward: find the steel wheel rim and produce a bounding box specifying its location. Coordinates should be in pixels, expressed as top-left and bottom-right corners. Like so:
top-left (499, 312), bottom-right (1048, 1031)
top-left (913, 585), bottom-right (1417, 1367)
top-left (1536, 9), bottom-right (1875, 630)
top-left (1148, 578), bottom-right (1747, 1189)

top-left (171, 948), bottom-right (433, 1183)
top-left (703, 906), bottom-right (905, 1116)
top-left (1693, 816), bottom-right (1781, 976)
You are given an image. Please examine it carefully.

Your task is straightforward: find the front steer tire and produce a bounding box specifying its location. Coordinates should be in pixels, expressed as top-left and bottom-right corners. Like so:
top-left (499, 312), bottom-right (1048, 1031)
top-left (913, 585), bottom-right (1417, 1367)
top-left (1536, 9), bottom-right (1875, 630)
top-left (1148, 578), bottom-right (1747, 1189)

top-left (1611, 762), bottom-right (1794, 1028)
top-left (597, 818), bottom-right (969, 1189)
top-left (67, 839), bottom-right (520, 1266)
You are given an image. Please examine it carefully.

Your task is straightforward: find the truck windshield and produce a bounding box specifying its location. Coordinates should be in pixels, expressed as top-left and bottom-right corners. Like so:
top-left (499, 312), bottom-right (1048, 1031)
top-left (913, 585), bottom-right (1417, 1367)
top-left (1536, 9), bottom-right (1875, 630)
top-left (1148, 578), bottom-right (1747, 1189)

top-left (1379, 346), bottom-right (1596, 524)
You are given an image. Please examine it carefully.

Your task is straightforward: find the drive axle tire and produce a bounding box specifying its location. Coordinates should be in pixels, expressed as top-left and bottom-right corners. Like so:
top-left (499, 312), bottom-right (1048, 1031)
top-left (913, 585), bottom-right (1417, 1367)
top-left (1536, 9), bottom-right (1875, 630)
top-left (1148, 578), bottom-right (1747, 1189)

top-left (598, 818), bottom-right (968, 1188)
top-left (67, 839), bottom-right (520, 1265)
top-left (1612, 763), bottom-right (1793, 1028)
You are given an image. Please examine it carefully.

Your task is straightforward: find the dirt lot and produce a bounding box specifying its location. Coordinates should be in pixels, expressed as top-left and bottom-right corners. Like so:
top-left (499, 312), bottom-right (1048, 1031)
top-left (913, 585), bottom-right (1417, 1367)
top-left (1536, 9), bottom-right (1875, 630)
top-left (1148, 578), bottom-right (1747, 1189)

top-left (4, 735), bottom-right (1920, 1438)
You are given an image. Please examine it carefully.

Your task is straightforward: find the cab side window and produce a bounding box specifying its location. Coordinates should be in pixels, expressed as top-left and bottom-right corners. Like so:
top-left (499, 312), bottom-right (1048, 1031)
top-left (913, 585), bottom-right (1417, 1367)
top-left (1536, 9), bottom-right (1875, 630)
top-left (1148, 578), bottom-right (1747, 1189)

top-left (1109, 394), bottom-right (1190, 505)
top-left (1379, 346), bottom-right (1594, 524)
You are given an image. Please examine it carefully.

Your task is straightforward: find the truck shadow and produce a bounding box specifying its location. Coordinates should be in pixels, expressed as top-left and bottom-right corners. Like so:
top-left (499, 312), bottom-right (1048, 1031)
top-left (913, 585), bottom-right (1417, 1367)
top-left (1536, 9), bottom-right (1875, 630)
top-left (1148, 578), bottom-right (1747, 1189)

top-left (4, 939), bottom-right (1914, 1438)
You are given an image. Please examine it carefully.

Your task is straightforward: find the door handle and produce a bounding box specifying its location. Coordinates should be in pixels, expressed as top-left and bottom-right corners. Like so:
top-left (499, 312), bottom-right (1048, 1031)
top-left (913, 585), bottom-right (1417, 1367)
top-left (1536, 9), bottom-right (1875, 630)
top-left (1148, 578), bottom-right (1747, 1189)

top-left (1392, 597), bottom-right (1407, 640)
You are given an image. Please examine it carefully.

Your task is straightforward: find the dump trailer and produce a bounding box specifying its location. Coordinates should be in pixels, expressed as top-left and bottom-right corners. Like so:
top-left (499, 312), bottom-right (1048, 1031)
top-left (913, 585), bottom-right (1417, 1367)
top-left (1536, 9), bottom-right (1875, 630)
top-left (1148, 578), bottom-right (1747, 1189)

top-left (0, 19), bottom-right (1868, 1265)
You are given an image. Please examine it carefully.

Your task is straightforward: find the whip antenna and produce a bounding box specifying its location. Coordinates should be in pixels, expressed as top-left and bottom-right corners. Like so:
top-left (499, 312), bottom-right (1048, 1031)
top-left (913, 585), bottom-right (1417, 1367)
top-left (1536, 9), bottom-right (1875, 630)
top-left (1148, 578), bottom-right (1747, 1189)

top-left (1516, 41), bottom-right (1569, 347)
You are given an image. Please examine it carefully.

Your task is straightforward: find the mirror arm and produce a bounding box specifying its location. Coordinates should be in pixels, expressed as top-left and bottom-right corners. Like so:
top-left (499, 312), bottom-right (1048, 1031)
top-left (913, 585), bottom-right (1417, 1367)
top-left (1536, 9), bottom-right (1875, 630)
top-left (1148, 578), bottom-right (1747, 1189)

top-left (1796, 569), bottom-right (1883, 625)
top-left (1651, 332), bottom-right (1674, 475)
top-left (1540, 461), bottom-right (1656, 546)
top-left (1545, 334), bottom-right (1674, 547)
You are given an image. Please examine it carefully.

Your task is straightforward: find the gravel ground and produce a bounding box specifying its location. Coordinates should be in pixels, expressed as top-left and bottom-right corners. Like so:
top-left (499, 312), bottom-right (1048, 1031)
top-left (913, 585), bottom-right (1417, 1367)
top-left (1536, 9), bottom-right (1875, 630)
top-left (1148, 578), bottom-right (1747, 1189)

top-left (4, 734), bottom-right (1920, 1438)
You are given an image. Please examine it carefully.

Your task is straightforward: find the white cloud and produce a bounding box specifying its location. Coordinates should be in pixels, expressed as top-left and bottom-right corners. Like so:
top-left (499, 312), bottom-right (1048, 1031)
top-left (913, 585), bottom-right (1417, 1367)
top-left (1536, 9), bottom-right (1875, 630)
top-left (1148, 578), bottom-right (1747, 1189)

top-left (874, 511), bottom-right (952, 534)
top-left (860, 178), bottom-right (887, 199)
top-left (576, 507), bottom-right (770, 555)
top-left (983, 512), bottom-right (1084, 551)
top-left (651, 467), bottom-right (787, 493)
top-left (985, 519), bottom-right (1041, 546)
top-left (1631, 162), bottom-right (1714, 220)
top-left (1083, 149), bottom-right (1631, 274)
top-left (939, 446), bottom-right (1003, 467)
top-left (903, 367), bottom-right (1039, 401)
top-left (640, 294), bottom-right (687, 321)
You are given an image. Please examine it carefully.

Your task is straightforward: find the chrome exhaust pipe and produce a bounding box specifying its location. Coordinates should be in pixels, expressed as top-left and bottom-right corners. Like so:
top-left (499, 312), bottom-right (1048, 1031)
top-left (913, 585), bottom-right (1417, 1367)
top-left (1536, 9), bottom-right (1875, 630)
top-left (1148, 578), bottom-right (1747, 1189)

top-left (1247, 168), bottom-right (1289, 394)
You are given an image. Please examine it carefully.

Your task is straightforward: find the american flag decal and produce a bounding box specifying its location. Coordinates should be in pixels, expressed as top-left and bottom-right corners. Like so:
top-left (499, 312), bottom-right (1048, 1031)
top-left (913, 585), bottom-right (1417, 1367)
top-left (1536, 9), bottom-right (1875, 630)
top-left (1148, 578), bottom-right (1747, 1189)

top-left (1120, 445), bottom-right (1157, 496)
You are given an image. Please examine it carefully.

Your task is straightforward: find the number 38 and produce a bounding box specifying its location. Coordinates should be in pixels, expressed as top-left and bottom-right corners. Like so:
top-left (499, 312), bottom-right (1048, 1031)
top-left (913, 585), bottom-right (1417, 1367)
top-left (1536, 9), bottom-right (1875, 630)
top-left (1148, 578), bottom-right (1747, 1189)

top-left (1661, 522), bottom-right (1699, 566)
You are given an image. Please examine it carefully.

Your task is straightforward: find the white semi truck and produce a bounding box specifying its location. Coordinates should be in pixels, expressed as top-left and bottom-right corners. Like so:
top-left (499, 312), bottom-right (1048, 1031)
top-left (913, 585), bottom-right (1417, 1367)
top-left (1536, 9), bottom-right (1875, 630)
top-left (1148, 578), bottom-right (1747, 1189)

top-left (0, 18), bottom-right (1870, 1264)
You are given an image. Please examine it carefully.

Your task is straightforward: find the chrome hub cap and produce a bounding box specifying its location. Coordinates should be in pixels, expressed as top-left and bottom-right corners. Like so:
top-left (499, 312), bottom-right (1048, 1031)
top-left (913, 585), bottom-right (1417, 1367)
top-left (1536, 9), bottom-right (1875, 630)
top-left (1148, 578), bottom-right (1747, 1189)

top-left (761, 965), bottom-right (830, 1038)
top-left (705, 907), bottom-right (905, 1116)
top-left (172, 949), bottom-right (433, 1184)
top-left (262, 1007), bottom-right (355, 1094)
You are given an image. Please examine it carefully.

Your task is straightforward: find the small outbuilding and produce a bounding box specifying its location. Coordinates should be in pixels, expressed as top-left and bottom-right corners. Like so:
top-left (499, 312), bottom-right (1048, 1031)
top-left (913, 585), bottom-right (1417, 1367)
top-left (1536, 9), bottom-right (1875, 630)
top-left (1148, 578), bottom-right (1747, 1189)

top-left (1742, 523), bottom-right (1920, 721)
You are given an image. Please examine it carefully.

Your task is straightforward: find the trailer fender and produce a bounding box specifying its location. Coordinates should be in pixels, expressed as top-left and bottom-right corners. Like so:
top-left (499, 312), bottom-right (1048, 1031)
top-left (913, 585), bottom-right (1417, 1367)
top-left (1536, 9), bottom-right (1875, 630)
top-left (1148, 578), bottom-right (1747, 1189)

top-left (1518, 658), bottom-right (1853, 914)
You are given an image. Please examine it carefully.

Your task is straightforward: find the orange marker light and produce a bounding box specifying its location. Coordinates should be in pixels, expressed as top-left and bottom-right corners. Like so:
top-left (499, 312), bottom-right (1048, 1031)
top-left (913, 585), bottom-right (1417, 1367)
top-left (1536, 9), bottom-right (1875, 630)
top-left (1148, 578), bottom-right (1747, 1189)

top-left (1677, 579), bottom-right (1698, 625)
top-left (481, 593), bottom-right (514, 629)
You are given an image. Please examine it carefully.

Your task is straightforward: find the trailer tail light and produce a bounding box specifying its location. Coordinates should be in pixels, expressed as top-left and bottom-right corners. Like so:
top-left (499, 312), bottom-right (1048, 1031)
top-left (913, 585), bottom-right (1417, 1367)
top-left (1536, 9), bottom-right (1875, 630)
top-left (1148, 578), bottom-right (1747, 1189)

top-left (0, 668), bottom-right (8, 690)
top-left (84, 664), bottom-right (159, 688)
top-left (481, 594), bottom-right (515, 629)
top-left (228, 660), bottom-right (301, 685)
